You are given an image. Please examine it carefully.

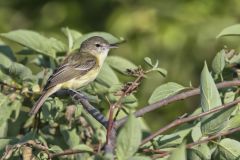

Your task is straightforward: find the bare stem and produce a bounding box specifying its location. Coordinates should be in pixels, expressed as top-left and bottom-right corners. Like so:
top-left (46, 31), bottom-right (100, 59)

top-left (141, 98), bottom-right (240, 146)
top-left (68, 90), bottom-right (108, 128)
top-left (49, 149), bottom-right (94, 158)
top-left (104, 68), bottom-right (145, 156)
top-left (152, 127), bottom-right (240, 159)
top-left (186, 127), bottom-right (240, 148)
top-left (115, 80), bottom-right (240, 128)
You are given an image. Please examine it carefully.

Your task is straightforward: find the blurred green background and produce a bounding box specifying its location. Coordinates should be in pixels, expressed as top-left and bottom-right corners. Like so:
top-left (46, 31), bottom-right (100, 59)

top-left (0, 0), bottom-right (239, 130)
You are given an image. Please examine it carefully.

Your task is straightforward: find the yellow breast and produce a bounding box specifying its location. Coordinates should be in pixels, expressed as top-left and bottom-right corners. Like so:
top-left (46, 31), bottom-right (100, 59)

top-left (61, 68), bottom-right (100, 89)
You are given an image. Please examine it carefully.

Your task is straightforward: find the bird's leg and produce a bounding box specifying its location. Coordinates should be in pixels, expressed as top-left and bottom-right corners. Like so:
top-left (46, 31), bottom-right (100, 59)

top-left (68, 89), bottom-right (88, 100)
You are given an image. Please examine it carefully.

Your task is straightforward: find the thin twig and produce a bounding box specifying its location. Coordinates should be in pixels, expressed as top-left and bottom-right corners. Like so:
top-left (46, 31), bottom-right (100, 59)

top-left (49, 149), bottom-right (94, 158)
top-left (68, 90), bottom-right (108, 128)
top-left (0, 81), bottom-right (22, 91)
top-left (106, 104), bottom-right (115, 145)
top-left (60, 80), bottom-right (240, 158)
top-left (104, 68), bottom-right (145, 155)
top-left (66, 90), bottom-right (117, 157)
top-left (141, 148), bottom-right (168, 154)
top-left (152, 127), bottom-right (240, 159)
top-left (115, 80), bottom-right (240, 128)
top-left (140, 98), bottom-right (240, 146)
top-left (186, 127), bottom-right (240, 148)
top-left (0, 140), bottom-right (49, 160)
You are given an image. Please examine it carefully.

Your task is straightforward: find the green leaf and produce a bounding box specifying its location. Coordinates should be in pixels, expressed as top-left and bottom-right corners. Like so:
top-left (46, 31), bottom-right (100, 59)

top-left (10, 100), bottom-right (21, 122)
top-left (109, 84), bottom-right (122, 93)
top-left (73, 32), bottom-right (121, 50)
top-left (200, 62), bottom-right (233, 135)
top-left (9, 62), bottom-right (33, 81)
top-left (0, 94), bottom-right (12, 127)
top-left (116, 114), bottom-right (142, 160)
top-left (0, 45), bottom-right (16, 61)
top-left (60, 125), bottom-right (80, 148)
top-left (144, 57), bottom-right (167, 76)
top-left (156, 124), bottom-right (193, 148)
top-left (1, 29), bottom-right (66, 58)
top-left (106, 56), bottom-right (138, 74)
top-left (0, 122), bottom-right (7, 137)
top-left (129, 156), bottom-right (152, 160)
top-left (61, 27), bottom-right (82, 51)
top-left (108, 93), bottom-right (138, 108)
top-left (49, 37), bottom-right (66, 53)
top-left (152, 67), bottom-right (168, 77)
top-left (212, 50), bottom-right (225, 74)
top-left (72, 144), bottom-right (93, 152)
top-left (217, 138), bottom-right (240, 160)
top-left (49, 145), bottom-right (63, 153)
top-left (224, 91), bottom-right (235, 104)
top-left (223, 113), bottom-right (240, 130)
top-left (187, 144), bottom-right (211, 160)
top-left (96, 62), bottom-right (120, 87)
top-left (148, 82), bottom-right (186, 104)
top-left (201, 107), bottom-right (235, 135)
top-left (122, 94), bottom-right (138, 105)
top-left (19, 132), bottom-right (36, 143)
top-left (144, 57), bottom-right (153, 66)
top-left (0, 56), bottom-right (11, 69)
top-left (217, 24), bottom-right (240, 38)
top-left (191, 123), bottom-right (202, 142)
top-left (200, 62), bottom-right (222, 112)
top-left (0, 69), bottom-right (12, 82)
top-left (168, 143), bottom-right (186, 160)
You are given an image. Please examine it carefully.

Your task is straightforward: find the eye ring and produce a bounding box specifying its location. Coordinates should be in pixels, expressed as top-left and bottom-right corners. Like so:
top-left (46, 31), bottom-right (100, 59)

top-left (95, 43), bottom-right (101, 47)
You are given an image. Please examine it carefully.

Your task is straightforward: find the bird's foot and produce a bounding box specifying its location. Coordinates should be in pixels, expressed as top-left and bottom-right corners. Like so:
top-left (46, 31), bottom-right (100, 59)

top-left (68, 89), bottom-right (88, 100)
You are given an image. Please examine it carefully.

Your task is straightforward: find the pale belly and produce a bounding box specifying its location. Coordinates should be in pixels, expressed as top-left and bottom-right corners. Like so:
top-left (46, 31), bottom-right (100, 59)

top-left (61, 68), bottom-right (99, 89)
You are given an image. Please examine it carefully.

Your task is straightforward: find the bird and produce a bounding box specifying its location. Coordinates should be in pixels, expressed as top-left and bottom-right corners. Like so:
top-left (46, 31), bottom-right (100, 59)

top-left (29, 36), bottom-right (118, 115)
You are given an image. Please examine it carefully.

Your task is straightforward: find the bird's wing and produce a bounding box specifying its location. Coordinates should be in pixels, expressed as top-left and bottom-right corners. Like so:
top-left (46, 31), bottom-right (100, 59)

top-left (43, 52), bottom-right (97, 90)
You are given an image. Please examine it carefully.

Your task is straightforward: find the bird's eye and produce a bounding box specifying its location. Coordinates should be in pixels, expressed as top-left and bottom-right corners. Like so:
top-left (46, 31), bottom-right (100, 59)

top-left (95, 43), bottom-right (101, 47)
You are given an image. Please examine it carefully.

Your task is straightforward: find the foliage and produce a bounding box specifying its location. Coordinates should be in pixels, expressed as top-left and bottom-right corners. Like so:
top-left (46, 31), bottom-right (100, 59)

top-left (1, 24), bottom-right (240, 160)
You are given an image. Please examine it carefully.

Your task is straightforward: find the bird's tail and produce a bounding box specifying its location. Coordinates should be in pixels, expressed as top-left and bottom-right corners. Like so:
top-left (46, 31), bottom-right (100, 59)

top-left (29, 88), bottom-right (56, 115)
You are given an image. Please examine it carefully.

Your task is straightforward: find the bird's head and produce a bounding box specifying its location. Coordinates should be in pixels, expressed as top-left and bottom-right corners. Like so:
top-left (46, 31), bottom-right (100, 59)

top-left (80, 36), bottom-right (118, 56)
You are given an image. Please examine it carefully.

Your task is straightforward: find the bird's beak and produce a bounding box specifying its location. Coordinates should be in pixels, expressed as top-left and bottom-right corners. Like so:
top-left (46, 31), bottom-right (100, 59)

top-left (109, 39), bottom-right (126, 49)
top-left (109, 43), bottom-right (119, 49)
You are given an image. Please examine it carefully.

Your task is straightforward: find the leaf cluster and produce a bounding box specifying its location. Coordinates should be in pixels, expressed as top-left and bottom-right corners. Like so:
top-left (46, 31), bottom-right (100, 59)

top-left (1, 24), bottom-right (240, 160)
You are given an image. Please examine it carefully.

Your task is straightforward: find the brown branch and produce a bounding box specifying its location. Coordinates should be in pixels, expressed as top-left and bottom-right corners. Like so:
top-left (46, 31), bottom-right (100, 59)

top-left (0, 139), bottom-right (97, 160)
top-left (49, 149), bottom-right (94, 158)
top-left (105, 68), bottom-right (144, 155)
top-left (141, 148), bottom-right (168, 154)
top-left (0, 140), bottom-right (49, 160)
top-left (115, 80), bottom-right (240, 128)
top-left (0, 81), bottom-right (22, 91)
top-left (65, 80), bottom-right (240, 157)
top-left (140, 98), bottom-right (240, 146)
top-left (67, 90), bottom-right (108, 128)
top-left (186, 127), bottom-right (240, 148)
top-left (152, 127), bottom-right (240, 159)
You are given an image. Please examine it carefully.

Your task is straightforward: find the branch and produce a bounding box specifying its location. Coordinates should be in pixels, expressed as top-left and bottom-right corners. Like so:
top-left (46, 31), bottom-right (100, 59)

top-left (140, 98), bottom-right (240, 146)
top-left (104, 128), bottom-right (117, 156)
top-left (187, 127), bottom-right (240, 148)
top-left (104, 67), bottom-right (144, 156)
top-left (115, 80), bottom-right (240, 128)
top-left (152, 127), bottom-right (240, 159)
top-left (49, 149), bottom-right (94, 158)
top-left (63, 80), bottom-right (240, 158)
top-left (66, 90), bottom-right (117, 157)
top-left (0, 81), bottom-right (22, 91)
top-left (67, 90), bottom-right (108, 128)
top-left (0, 140), bottom-right (49, 160)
